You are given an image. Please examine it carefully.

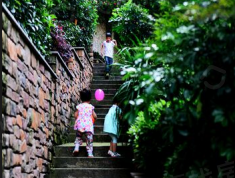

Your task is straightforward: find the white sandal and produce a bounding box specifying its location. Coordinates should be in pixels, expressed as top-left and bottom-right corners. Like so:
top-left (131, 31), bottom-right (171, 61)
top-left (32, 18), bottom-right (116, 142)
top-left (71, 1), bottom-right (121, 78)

top-left (112, 152), bottom-right (121, 157)
top-left (108, 150), bottom-right (114, 156)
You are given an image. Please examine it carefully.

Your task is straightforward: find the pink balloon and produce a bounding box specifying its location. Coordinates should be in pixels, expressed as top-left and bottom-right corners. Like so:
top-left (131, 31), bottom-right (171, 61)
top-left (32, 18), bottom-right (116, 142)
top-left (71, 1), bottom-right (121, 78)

top-left (95, 89), bottom-right (105, 101)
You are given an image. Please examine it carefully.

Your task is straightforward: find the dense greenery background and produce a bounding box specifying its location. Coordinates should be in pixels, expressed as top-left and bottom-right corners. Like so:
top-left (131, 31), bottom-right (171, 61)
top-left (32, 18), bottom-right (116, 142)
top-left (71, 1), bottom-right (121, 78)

top-left (109, 0), bottom-right (155, 46)
top-left (51, 0), bottom-right (98, 49)
top-left (113, 0), bottom-right (235, 177)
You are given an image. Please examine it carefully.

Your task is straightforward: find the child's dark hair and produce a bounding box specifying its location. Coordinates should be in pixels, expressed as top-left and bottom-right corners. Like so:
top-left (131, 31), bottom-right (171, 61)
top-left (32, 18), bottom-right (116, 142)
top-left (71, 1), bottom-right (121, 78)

top-left (80, 89), bottom-right (91, 102)
top-left (112, 97), bottom-right (119, 104)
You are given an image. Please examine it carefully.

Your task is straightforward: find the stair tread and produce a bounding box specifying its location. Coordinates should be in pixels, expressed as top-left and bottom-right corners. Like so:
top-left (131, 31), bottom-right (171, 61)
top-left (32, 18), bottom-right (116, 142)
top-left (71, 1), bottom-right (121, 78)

top-left (68, 133), bottom-right (127, 136)
top-left (92, 94), bottom-right (115, 96)
top-left (92, 84), bottom-right (121, 85)
top-left (94, 105), bottom-right (113, 107)
top-left (56, 142), bottom-right (128, 147)
top-left (69, 125), bottom-right (123, 128)
top-left (70, 125), bottom-right (104, 128)
top-left (51, 168), bottom-right (129, 170)
top-left (53, 157), bottom-right (132, 168)
top-left (91, 88), bottom-right (117, 89)
top-left (54, 157), bottom-right (127, 159)
top-left (92, 80), bottom-right (122, 81)
top-left (48, 169), bottom-right (132, 178)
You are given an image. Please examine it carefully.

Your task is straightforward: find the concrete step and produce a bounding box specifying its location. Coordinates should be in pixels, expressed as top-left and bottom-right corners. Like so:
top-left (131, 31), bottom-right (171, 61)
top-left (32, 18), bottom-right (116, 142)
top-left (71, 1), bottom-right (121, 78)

top-left (93, 65), bottom-right (121, 69)
top-left (91, 89), bottom-right (118, 95)
top-left (94, 118), bottom-right (105, 125)
top-left (91, 84), bottom-right (122, 89)
top-left (93, 68), bottom-right (121, 73)
top-left (47, 168), bottom-right (132, 178)
top-left (54, 145), bottom-right (131, 157)
top-left (69, 119), bottom-right (105, 126)
top-left (91, 99), bottom-right (113, 106)
top-left (53, 157), bottom-right (131, 168)
top-left (93, 73), bottom-right (121, 77)
top-left (93, 63), bottom-right (105, 67)
top-left (93, 59), bottom-right (105, 64)
top-left (69, 125), bottom-right (105, 134)
top-left (92, 93), bottom-right (115, 100)
top-left (94, 105), bottom-right (113, 108)
top-left (94, 107), bottom-right (110, 114)
top-left (91, 94), bottom-right (115, 102)
top-left (97, 113), bottom-right (106, 118)
top-left (91, 80), bottom-right (123, 85)
top-left (69, 125), bottom-right (128, 134)
top-left (93, 76), bottom-right (123, 80)
top-left (67, 133), bottom-right (128, 143)
top-left (93, 72), bottom-right (121, 76)
top-left (93, 69), bottom-right (121, 74)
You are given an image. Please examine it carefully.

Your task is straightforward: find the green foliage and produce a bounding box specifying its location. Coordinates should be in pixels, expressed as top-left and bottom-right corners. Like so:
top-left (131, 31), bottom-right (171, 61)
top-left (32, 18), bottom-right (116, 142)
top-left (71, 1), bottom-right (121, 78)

top-left (97, 0), bottom-right (127, 15)
top-left (52, 0), bottom-right (98, 49)
top-left (115, 0), bottom-right (235, 177)
top-left (56, 21), bottom-right (82, 47)
top-left (3, 0), bottom-right (56, 56)
top-left (3, 0), bottom-right (99, 54)
top-left (109, 0), bottom-right (155, 46)
top-left (127, 101), bottom-right (171, 176)
top-left (132, 0), bottom-right (160, 16)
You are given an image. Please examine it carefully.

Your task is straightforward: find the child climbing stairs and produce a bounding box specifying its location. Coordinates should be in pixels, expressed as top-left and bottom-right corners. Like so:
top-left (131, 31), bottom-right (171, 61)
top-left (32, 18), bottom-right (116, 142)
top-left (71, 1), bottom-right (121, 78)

top-left (47, 61), bottom-right (132, 178)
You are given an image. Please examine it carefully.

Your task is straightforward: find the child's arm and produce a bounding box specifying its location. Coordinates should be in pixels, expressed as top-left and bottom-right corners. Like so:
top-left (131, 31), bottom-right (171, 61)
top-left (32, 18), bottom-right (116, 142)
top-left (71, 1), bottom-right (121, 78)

top-left (119, 113), bottom-right (122, 120)
top-left (113, 39), bottom-right (117, 47)
top-left (74, 110), bottom-right (78, 119)
top-left (118, 108), bottom-right (122, 120)
top-left (92, 110), bottom-right (97, 120)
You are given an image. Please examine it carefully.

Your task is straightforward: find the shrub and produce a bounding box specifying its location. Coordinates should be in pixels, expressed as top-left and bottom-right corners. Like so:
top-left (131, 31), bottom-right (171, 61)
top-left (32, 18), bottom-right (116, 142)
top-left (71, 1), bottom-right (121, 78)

top-left (109, 0), bottom-right (155, 46)
top-left (3, 0), bottom-right (56, 56)
top-left (115, 0), bottom-right (235, 177)
top-left (132, 0), bottom-right (160, 16)
top-left (50, 22), bottom-right (73, 62)
top-left (56, 21), bottom-right (82, 47)
top-left (52, 0), bottom-right (98, 49)
top-left (97, 0), bottom-right (127, 15)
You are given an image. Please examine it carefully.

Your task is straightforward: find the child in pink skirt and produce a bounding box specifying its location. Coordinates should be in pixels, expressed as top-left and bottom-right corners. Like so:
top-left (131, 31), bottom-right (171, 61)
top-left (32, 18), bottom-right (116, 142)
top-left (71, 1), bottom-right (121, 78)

top-left (73, 89), bottom-right (97, 157)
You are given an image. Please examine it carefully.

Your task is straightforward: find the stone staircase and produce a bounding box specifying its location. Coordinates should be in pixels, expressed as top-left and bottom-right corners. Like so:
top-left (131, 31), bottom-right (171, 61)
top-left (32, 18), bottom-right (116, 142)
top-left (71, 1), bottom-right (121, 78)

top-left (47, 61), bottom-right (133, 178)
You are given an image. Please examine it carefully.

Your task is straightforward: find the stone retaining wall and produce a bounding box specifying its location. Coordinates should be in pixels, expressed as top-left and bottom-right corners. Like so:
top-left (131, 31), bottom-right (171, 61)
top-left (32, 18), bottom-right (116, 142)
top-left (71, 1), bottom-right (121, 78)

top-left (2, 5), bottom-right (93, 178)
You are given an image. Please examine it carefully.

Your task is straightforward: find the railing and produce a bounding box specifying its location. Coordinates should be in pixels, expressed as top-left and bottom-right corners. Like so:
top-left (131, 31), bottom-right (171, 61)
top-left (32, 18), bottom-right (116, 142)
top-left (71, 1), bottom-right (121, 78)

top-left (49, 51), bottom-right (74, 78)
top-left (73, 47), bottom-right (93, 68)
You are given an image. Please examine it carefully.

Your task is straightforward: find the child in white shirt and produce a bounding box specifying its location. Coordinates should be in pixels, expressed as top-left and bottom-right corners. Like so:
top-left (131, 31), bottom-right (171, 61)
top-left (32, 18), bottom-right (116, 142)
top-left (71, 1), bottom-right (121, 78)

top-left (101, 32), bottom-right (117, 78)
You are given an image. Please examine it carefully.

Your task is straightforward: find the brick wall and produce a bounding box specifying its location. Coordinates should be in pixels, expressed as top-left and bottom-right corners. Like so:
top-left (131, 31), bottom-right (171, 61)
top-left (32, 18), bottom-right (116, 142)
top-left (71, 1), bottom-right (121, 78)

top-left (2, 5), bottom-right (93, 178)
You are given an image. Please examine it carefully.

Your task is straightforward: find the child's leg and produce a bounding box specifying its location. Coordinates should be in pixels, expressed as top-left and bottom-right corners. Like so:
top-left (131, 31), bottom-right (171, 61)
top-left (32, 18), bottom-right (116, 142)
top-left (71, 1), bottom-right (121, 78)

top-left (111, 135), bottom-right (118, 153)
top-left (105, 56), bottom-right (110, 74)
top-left (85, 132), bottom-right (93, 157)
top-left (109, 141), bottom-right (113, 152)
top-left (109, 134), bottom-right (121, 157)
top-left (108, 57), bottom-right (113, 74)
top-left (74, 131), bottom-right (83, 153)
top-left (108, 133), bottom-right (118, 152)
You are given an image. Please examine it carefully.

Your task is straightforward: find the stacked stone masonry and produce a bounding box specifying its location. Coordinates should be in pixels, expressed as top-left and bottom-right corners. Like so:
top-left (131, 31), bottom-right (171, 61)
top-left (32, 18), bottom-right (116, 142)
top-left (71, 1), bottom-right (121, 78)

top-left (2, 7), bottom-right (93, 178)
